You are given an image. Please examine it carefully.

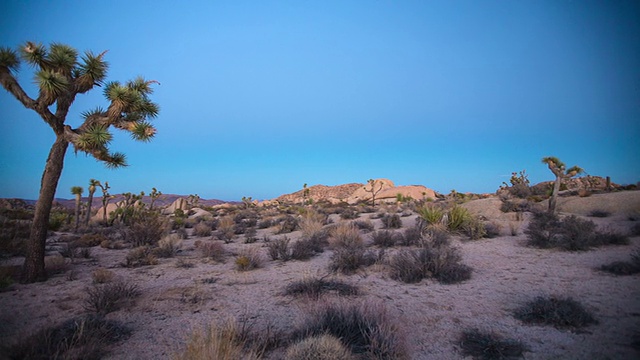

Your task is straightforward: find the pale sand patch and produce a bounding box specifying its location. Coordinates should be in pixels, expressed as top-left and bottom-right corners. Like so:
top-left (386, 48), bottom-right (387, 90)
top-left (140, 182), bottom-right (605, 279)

top-left (1, 192), bottom-right (639, 359)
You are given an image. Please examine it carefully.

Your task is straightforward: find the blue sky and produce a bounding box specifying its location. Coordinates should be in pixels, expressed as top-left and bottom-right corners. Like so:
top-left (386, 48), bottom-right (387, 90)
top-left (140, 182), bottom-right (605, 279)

top-left (1, 0), bottom-right (639, 201)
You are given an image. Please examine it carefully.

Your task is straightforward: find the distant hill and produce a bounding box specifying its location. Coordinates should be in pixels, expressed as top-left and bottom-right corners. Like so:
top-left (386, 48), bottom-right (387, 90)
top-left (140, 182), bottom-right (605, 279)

top-left (6, 195), bottom-right (229, 210)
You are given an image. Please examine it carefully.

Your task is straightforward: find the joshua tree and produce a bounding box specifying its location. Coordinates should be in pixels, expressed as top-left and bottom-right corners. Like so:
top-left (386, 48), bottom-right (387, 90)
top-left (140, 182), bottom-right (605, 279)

top-left (0, 42), bottom-right (159, 282)
top-left (302, 183), bottom-right (310, 205)
top-left (364, 179), bottom-right (384, 207)
top-left (70, 186), bottom-right (83, 232)
top-left (84, 179), bottom-right (99, 226)
top-left (149, 187), bottom-right (162, 210)
top-left (542, 156), bottom-right (583, 213)
top-left (96, 181), bottom-right (112, 225)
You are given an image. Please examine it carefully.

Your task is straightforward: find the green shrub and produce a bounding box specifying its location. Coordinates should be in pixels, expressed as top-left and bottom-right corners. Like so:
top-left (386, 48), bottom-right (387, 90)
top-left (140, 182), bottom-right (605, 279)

top-left (458, 328), bottom-right (529, 360)
top-left (514, 295), bottom-right (598, 329)
top-left (417, 205), bottom-right (444, 225)
top-left (447, 206), bottom-right (472, 232)
top-left (291, 301), bottom-right (408, 359)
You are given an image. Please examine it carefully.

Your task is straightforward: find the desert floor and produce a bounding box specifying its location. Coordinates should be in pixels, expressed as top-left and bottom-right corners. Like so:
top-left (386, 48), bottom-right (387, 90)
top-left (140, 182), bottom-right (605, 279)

top-left (1, 192), bottom-right (639, 359)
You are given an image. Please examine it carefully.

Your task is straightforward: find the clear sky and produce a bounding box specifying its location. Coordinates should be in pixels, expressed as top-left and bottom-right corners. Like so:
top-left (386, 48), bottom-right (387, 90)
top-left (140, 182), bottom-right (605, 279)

top-left (1, 0), bottom-right (639, 201)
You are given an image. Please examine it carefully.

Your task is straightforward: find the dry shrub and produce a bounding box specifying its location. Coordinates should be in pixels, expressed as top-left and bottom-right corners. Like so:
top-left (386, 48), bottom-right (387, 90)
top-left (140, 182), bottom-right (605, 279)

top-left (353, 219), bottom-right (374, 232)
top-left (329, 247), bottom-right (377, 275)
top-left (276, 215), bottom-right (299, 234)
top-left (514, 295), bottom-right (598, 329)
top-left (84, 280), bottom-right (140, 314)
top-left (329, 223), bottom-right (362, 249)
top-left (600, 250), bottom-right (640, 276)
top-left (73, 233), bottom-right (109, 247)
top-left (285, 334), bottom-right (355, 360)
top-left (45, 254), bottom-right (68, 275)
top-left (235, 247), bottom-right (263, 271)
top-left (127, 211), bottom-right (168, 247)
top-left (371, 230), bottom-right (400, 248)
top-left (100, 239), bottom-right (127, 250)
top-left (381, 213), bottom-right (402, 229)
top-left (196, 240), bottom-right (226, 262)
top-left (217, 216), bottom-right (235, 243)
top-left (284, 277), bottom-right (359, 299)
top-left (92, 268), bottom-right (115, 284)
top-left (388, 243), bottom-right (472, 284)
top-left (174, 319), bottom-right (259, 360)
top-left (193, 222), bottom-right (213, 237)
top-left (458, 328), bottom-right (529, 360)
top-left (5, 315), bottom-right (131, 360)
top-left (266, 237), bottom-right (291, 261)
top-left (125, 246), bottom-right (158, 267)
top-left (292, 300), bottom-right (409, 359)
top-left (154, 234), bottom-right (182, 258)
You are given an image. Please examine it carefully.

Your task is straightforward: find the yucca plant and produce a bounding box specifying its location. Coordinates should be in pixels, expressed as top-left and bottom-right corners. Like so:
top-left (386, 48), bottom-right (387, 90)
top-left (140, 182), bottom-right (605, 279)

top-left (0, 42), bottom-right (159, 282)
top-left (417, 205), bottom-right (444, 225)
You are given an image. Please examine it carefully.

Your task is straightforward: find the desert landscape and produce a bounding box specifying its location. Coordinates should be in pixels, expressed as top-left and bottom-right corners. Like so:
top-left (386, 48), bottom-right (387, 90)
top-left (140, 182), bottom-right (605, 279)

top-left (0, 178), bottom-right (639, 359)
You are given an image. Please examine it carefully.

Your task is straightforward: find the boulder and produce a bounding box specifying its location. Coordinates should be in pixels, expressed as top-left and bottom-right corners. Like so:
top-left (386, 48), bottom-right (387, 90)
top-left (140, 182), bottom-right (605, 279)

top-left (377, 185), bottom-right (437, 203)
top-left (163, 198), bottom-right (188, 215)
top-left (91, 203), bottom-right (119, 222)
top-left (346, 179), bottom-right (395, 204)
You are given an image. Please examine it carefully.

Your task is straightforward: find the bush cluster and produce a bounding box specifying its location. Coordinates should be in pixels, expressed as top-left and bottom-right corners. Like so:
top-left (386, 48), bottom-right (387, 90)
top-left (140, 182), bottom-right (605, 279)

top-left (388, 242), bottom-right (472, 284)
top-left (381, 213), bottom-right (402, 229)
top-left (284, 277), bottom-right (359, 299)
top-left (458, 328), bottom-right (529, 360)
top-left (84, 280), bottom-right (140, 314)
top-left (513, 295), bottom-right (598, 329)
top-left (525, 212), bottom-right (629, 251)
top-left (600, 250), bottom-right (640, 275)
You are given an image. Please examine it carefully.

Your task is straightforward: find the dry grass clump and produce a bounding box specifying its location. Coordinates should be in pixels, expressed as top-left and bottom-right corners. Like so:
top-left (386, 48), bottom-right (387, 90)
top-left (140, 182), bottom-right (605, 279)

top-left (329, 222), bottom-right (363, 249)
top-left (195, 240), bottom-right (226, 262)
top-left (513, 295), bottom-right (598, 329)
top-left (73, 233), bottom-right (109, 247)
top-left (371, 230), bottom-right (401, 248)
top-left (458, 329), bottom-right (529, 360)
top-left (284, 276), bottom-right (359, 299)
top-left (45, 254), bottom-right (69, 275)
top-left (267, 236), bottom-right (325, 262)
top-left (291, 300), bottom-right (409, 359)
top-left (124, 246), bottom-right (158, 267)
top-left (5, 315), bottom-right (131, 360)
top-left (127, 211), bottom-right (168, 246)
top-left (285, 334), bottom-right (355, 360)
top-left (235, 247), bottom-right (263, 271)
top-left (381, 213), bottom-right (402, 229)
top-left (92, 268), bottom-right (115, 284)
top-left (388, 241), bottom-right (472, 284)
top-left (84, 280), bottom-right (140, 315)
top-left (276, 214), bottom-right (299, 234)
top-left (353, 219), bottom-right (374, 232)
top-left (193, 222), bottom-right (213, 237)
top-left (216, 216), bottom-right (236, 243)
top-left (174, 319), bottom-right (260, 360)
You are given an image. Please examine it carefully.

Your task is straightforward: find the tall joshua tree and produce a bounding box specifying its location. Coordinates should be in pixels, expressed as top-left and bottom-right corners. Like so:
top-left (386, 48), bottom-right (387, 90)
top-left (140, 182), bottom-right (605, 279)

top-left (0, 42), bottom-right (159, 282)
top-left (542, 156), bottom-right (583, 214)
top-left (71, 186), bottom-right (84, 232)
top-left (84, 179), bottom-right (99, 226)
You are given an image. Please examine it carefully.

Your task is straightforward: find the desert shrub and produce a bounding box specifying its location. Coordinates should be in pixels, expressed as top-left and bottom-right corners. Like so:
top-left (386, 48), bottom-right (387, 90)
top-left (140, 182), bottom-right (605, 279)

top-left (388, 243), bottom-right (472, 284)
top-left (526, 212), bottom-right (628, 251)
top-left (193, 222), bottom-right (213, 237)
top-left (91, 268), bottom-right (115, 284)
top-left (417, 205), bottom-right (444, 225)
top-left (234, 210), bottom-right (259, 230)
top-left (462, 217), bottom-right (486, 240)
top-left (329, 223), bottom-right (363, 249)
top-left (284, 277), bottom-right (359, 299)
top-left (381, 214), bottom-right (402, 229)
top-left (422, 223), bottom-right (451, 247)
top-left (353, 219), bottom-right (374, 232)
top-left (458, 328), bottom-right (529, 360)
top-left (196, 240), bottom-right (225, 261)
top-left (277, 215), bottom-right (299, 234)
top-left (291, 300), bottom-right (408, 359)
top-left (513, 295), bottom-right (598, 329)
top-left (84, 280), bottom-right (140, 314)
top-left (484, 222), bottom-right (502, 238)
top-left (5, 314), bottom-right (131, 360)
top-left (285, 334), bottom-right (355, 360)
top-left (0, 219), bottom-right (30, 256)
top-left (74, 233), bottom-right (108, 247)
top-left (290, 238), bottom-right (320, 260)
top-left (371, 230), bottom-right (399, 248)
top-left (399, 225), bottom-right (422, 246)
top-left (154, 234), bottom-right (182, 258)
top-left (48, 209), bottom-right (72, 231)
top-left (447, 206), bottom-right (472, 232)
top-left (175, 319), bottom-right (260, 360)
top-left (45, 254), bottom-right (69, 275)
top-left (340, 208), bottom-right (359, 220)
top-left (588, 209), bottom-right (611, 218)
top-left (176, 227), bottom-right (189, 239)
top-left (127, 210), bottom-right (168, 247)
top-left (216, 215), bottom-right (236, 243)
top-left (235, 248), bottom-right (263, 271)
top-left (600, 250), bottom-right (640, 275)
top-left (266, 237), bottom-right (292, 261)
top-left (257, 217), bottom-right (277, 229)
top-left (124, 246), bottom-right (158, 267)
top-left (244, 227), bottom-right (258, 243)
top-left (329, 247), bottom-right (376, 274)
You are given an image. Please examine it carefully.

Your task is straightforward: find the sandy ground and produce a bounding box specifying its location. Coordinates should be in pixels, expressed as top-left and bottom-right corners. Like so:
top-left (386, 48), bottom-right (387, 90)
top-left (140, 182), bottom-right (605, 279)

top-left (1, 192), bottom-right (639, 359)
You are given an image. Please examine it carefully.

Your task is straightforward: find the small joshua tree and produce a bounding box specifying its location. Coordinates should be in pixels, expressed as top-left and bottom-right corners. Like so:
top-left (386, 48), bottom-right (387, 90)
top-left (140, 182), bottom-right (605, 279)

top-left (302, 183), bottom-right (310, 205)
top-left (70, 186), bottom-right (84, 232)
top-left (542, 157), bottom-right (583, 214)
top-left (84, 179), bottom-right (99, 226)
top-left (364, 179), bottom-right (384, 207)
top-left (149, 187), bottom-right (162, 210)
top-left (96, 181), bottom-right (112, 225)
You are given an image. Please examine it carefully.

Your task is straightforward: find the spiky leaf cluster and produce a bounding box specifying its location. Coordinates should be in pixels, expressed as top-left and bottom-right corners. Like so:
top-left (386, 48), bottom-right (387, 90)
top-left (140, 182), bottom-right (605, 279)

top-left (0, 41), bottom-right (159, 169)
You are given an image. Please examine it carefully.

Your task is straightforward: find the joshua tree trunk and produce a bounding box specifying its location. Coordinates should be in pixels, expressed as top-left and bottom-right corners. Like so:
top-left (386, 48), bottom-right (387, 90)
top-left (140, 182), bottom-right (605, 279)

top-left (85, 186), bottom-right (95, 226)
top-left (548, 174), bottom-right (562, 214)
top-left (22, 136), bottom-right (69, 282)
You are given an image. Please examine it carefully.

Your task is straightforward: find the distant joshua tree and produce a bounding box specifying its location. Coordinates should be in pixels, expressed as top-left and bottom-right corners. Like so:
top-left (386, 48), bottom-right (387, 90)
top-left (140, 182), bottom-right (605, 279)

top-left (149, 187), bottom-right (162, 210)
top-left (302, 183), bottom-right (310, 205)
top-left (0, 42), bottom-right (159, 282)
top-left (542, 156), bottom-right (583, 214)
top-left (84, 179), bottom-right (99, 226)
top-left (364, 179), bottom-right (384, 207)
top-left (97, 181), bottom-right (112, 225)
top-left (70, 186), bottom-right (83, 232)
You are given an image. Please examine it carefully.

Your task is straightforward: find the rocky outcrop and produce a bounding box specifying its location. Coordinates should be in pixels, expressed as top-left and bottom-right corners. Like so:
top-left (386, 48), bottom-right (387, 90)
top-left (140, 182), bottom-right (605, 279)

top-left (275, 183), bottom-right (363, 204)
top-left (162, 198), bottom-right (188, 215)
